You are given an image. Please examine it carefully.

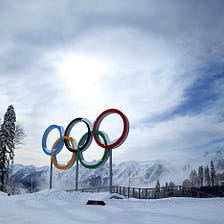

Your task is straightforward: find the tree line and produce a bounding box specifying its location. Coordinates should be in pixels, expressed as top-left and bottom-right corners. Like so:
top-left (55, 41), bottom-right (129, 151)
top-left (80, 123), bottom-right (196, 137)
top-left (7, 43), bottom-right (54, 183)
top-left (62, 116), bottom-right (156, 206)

top-left (155, 160), bottom-right (224, 192)
top-left (0, 105), bottom-right (25, 192)
top-left (182, 161), bottom-right (223, 189)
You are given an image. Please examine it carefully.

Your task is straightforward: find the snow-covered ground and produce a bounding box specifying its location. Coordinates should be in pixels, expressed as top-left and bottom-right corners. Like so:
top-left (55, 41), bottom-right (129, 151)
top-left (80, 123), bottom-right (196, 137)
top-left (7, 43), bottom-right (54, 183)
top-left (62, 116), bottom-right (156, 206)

top-left (0, 189), bottom-right (223, 224)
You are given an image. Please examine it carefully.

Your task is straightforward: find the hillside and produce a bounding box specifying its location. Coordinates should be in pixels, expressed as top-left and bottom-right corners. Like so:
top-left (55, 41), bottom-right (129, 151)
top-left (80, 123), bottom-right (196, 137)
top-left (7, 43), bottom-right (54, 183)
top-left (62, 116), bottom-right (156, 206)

top-left (11, 150), bottom-right (224, 193)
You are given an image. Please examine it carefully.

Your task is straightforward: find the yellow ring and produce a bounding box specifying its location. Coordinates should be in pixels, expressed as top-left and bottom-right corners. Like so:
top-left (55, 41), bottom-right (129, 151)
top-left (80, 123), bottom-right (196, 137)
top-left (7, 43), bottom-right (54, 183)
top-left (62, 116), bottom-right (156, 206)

top-left (51, 136), bottom-right (76, 170)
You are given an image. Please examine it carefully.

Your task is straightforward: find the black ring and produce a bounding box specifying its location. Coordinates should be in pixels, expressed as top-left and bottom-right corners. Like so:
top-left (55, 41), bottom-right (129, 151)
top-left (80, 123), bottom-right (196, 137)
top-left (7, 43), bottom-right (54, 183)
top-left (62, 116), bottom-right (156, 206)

top-left (64, 118), bottom-right (92, 153)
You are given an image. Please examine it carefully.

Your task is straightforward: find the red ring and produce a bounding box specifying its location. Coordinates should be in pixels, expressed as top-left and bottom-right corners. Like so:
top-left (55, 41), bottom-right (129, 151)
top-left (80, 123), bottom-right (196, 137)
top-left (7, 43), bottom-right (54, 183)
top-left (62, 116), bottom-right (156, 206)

top-left (93, 108), bottom-right (129, 149)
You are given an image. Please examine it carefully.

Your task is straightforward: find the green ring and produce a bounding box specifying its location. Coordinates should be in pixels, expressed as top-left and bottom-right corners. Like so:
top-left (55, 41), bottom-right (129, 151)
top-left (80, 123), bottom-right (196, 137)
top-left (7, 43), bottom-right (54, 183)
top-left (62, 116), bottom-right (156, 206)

top-left (77, 130), bottom-right (110, 169)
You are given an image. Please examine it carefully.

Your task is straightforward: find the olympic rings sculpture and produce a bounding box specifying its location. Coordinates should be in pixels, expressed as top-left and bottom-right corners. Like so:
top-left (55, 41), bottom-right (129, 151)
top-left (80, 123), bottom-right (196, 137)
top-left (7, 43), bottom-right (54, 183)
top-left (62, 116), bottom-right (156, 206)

top-left (42, 109), bottom-right (129, 170)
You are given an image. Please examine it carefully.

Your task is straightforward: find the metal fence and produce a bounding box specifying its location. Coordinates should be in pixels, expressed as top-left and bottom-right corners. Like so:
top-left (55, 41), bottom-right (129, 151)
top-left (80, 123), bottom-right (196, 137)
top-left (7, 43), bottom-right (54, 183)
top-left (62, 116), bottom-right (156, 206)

top-left (67, 185), bottom-right (224, 199)
top-left (67, 185), bottom-right (184, 199)
top-left (111, 185), bottom-right (183, 199)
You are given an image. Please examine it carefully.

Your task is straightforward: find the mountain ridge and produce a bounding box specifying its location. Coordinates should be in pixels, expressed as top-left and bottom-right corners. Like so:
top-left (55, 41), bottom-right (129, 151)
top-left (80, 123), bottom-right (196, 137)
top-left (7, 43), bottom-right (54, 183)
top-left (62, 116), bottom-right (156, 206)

top-left (10, 150), bottom-right (224, 193)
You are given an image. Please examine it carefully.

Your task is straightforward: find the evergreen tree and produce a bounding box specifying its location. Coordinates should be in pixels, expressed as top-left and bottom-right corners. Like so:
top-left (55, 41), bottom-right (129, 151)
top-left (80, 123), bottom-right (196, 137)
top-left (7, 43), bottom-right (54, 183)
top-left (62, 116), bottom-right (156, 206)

top-left (204, 165), bottom-right (211, 187)
top-left (210, 161), bottom-right (216, 187)
top-left (155, 179), bottom-right (160, 192)
top-left (0, 105), bottom-right (16, 192)
top-left (165, 182), bottom-right (168, 189)
top-left (198, 165), bottom-right (204, 187)
top-left (2, 105), bottom-right (16, 161)
top-left (0, 140), bottom-right (7, 191)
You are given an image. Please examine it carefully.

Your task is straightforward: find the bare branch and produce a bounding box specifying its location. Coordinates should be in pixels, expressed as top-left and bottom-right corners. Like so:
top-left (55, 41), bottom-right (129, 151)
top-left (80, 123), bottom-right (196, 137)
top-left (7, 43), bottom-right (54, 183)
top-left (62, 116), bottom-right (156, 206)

top-left (14, 123), bottom-right (26, 147)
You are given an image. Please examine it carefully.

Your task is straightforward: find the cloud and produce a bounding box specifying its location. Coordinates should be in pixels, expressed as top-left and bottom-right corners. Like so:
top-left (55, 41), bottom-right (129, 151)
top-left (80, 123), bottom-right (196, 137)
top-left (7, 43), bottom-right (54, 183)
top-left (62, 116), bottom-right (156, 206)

top-left (0, 0), bottom-right (223, 166)
top-left (114, 112), bottom-right (224, 162)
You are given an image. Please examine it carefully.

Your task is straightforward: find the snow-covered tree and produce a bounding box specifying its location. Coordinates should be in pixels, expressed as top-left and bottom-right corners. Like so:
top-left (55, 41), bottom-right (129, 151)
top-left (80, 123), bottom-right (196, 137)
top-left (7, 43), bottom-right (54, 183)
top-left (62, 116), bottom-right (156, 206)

top-left (189, 170), bottom-right (199, 187)
top-left (0, 142), bottom-right (7, 191)
top-left (0, 105), bottom-right (16, 191)
top-left (204, 165), bottom-right (211, 187)
top-left (198, 165), bottom-right (204, 187)
top-left (2, 105), bottom-right (16, 160)
top-left (210, 161), bottom-right (216, 187)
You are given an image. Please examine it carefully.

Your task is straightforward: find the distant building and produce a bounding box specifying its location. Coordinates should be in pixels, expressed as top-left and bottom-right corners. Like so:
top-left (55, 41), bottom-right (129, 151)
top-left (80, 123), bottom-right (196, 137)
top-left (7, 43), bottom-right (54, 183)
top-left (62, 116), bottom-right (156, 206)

top-left (218, 181), bottom-right (224, 186)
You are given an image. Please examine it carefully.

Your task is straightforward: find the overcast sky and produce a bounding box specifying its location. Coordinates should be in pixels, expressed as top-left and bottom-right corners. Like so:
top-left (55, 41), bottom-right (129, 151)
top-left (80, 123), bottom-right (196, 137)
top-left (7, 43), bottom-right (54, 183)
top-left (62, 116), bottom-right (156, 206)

top-left (0, 0), bottom-right (224, 167)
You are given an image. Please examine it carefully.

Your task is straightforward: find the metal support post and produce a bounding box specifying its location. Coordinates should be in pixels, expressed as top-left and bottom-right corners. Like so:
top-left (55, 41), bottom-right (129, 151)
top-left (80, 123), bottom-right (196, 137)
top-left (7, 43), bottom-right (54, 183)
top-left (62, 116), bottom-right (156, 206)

top-left (109, 149), bottom-right (113, 193)
top-left (49, 158), bottom-right (53, 189)
top-left (75, 160), bottom-right (79, 191)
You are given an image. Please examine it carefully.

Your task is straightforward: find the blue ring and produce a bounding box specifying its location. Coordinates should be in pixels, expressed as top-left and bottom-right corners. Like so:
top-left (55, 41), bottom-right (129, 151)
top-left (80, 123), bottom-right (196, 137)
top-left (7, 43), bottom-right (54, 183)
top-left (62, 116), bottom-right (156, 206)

top-left (42, 125), bottom-right (63, 155)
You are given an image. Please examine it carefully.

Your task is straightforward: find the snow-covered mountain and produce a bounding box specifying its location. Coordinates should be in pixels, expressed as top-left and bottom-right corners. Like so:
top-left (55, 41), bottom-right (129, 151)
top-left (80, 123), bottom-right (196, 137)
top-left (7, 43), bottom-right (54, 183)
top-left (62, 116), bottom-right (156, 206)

top-left (11, 150), bottom-right (224, 193)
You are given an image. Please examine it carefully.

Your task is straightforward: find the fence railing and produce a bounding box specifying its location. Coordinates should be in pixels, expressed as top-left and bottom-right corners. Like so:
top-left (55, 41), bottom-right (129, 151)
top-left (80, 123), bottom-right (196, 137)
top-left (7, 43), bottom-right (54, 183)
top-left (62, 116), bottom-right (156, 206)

top-left (67, 185), bottom-right (184, 199)
top-left (67, 185), bottom-right (224, 199)
top-left (112, 185), bottom-right (184, 199)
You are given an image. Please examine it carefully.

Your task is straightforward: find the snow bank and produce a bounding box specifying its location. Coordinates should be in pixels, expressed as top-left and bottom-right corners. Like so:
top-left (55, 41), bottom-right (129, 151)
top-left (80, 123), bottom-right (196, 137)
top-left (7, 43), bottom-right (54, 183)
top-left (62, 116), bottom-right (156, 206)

top-left (0, 189), bottom-right (223, 224)
top-left (0, 191), bottom-right (7, 196)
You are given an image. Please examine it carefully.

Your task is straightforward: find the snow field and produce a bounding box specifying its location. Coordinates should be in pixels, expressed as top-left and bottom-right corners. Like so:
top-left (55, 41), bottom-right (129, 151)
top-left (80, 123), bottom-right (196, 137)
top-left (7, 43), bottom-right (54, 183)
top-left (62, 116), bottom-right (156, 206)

top-left (0, 189), bottom-right (224, 224)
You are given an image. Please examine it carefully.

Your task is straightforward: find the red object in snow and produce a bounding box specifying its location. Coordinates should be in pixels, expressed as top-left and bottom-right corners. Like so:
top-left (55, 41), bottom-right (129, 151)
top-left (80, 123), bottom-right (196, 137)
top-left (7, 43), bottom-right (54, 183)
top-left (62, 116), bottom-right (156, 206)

top-left (86, 200), bottom-right (106, 206)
